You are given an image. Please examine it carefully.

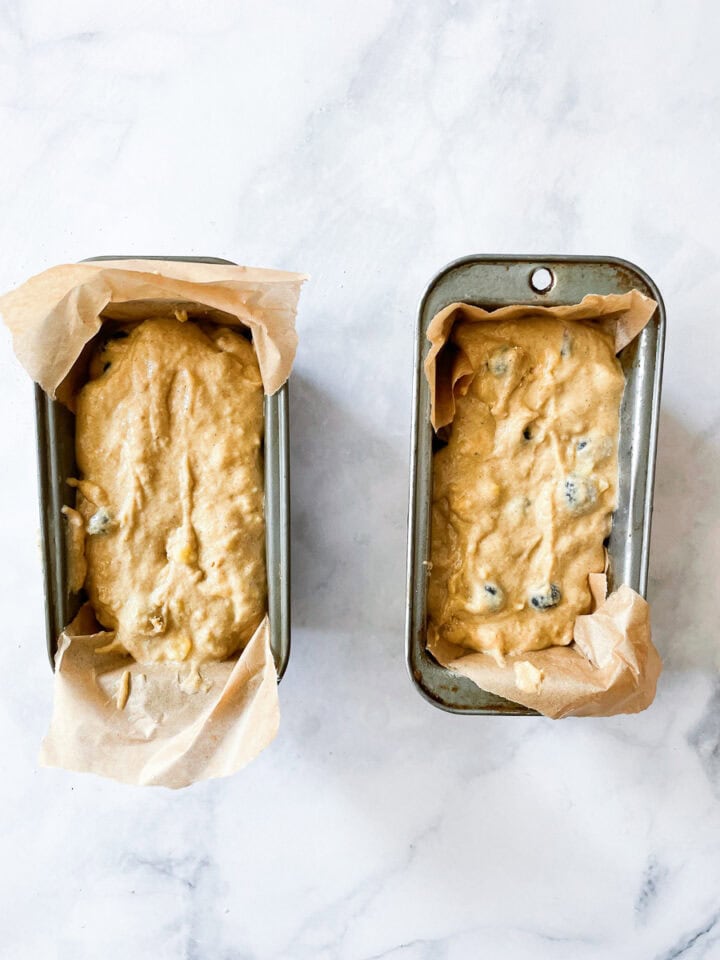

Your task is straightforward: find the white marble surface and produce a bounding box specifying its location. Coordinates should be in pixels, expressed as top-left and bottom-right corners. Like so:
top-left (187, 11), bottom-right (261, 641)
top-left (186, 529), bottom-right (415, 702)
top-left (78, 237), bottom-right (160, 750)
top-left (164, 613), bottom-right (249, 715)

top-left (1, 0), bottom-right (719, 957)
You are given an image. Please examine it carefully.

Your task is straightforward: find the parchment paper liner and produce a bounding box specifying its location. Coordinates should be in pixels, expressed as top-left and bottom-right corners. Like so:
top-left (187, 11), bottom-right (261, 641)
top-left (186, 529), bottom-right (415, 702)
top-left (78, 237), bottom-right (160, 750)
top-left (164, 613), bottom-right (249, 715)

top-left (0, 259), bottom-right (306, 786)
top-left (40, 608), bottom-right (278, 788)
top-left (424, 292), bottom-right (662, 718)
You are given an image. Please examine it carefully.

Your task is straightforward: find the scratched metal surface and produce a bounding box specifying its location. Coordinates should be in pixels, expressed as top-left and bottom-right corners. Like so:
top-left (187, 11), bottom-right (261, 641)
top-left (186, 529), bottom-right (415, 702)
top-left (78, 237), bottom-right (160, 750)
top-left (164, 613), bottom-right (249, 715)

top-left (406, 255), bottom-right (666, 715)
top-left (36, 255), bottom-right (291, 679)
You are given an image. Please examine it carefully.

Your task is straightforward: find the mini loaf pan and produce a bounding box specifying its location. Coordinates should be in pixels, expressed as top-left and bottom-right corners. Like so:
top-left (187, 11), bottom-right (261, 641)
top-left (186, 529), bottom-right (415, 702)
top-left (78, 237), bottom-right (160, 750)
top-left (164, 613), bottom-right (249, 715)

top-left (36, 255), bottom-right (290, 678)
top-left (406, 255), bottom-right (666, 715)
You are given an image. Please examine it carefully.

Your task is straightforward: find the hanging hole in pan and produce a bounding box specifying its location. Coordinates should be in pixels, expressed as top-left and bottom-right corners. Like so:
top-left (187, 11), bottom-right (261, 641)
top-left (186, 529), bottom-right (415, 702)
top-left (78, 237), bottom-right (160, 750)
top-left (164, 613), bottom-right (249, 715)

top-left (529, 266), bottom-right (554, 294)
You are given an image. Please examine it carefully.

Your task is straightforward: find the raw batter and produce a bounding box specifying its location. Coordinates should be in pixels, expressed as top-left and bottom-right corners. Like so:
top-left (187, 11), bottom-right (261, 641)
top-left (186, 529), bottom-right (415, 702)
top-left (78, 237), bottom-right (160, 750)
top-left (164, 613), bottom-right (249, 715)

top-left (73, 317), bottom-right (266, 664)
top-left (428, 317), bottom-right (624, 660)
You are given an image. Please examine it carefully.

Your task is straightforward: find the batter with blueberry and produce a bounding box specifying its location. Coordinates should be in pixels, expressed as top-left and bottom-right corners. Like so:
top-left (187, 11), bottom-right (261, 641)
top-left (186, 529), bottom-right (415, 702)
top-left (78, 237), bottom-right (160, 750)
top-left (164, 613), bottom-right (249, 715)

top-left (427, 316), bottom-right (624, 663)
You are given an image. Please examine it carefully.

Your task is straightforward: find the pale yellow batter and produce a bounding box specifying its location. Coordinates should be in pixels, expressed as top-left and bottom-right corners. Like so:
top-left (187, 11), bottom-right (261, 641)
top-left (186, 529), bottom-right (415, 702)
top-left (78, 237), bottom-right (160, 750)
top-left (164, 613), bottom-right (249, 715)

top-left (73, 317), bottom-right (266, 664)
top-left (428, 317), bottom-right (624, 660)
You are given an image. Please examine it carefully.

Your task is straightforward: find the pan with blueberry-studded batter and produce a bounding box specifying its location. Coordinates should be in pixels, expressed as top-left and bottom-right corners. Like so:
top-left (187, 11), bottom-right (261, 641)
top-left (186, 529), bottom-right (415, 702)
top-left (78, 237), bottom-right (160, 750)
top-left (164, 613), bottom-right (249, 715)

top-left (427, 316), bottom-right (625, 663)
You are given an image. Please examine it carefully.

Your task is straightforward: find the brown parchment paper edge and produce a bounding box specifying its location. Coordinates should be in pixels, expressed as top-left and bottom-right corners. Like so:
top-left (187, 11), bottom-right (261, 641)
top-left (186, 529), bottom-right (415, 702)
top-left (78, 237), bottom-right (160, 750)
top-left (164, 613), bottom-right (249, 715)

top-left (40, 609), bottom-right (279, 789)
top-left (423, 290), bottom-right (662, 719)
top-left (0, 259), bottom-right (308, 402)
top-left (0, 259), bottom-right (306, 785)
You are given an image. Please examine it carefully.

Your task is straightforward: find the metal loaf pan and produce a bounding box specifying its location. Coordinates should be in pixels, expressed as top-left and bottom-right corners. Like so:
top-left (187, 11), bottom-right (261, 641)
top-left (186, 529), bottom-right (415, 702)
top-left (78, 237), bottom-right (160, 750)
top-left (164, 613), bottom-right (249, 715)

top-left (36, 255), bottom-right (290, 678)
top-left (406, 255), bottom-right (666, 715)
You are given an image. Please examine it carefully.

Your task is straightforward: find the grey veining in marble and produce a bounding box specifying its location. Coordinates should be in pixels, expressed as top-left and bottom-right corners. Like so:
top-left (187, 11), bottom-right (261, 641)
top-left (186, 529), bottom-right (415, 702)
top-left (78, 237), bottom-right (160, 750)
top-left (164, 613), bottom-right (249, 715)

top-left (1, 1), bottom-right (720, 958)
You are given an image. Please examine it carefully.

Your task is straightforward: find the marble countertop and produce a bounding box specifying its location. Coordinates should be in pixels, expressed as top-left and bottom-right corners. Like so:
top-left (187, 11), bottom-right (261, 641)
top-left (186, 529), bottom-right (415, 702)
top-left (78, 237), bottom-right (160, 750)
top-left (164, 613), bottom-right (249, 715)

top-left (1, 1), bottom-right (719, 957)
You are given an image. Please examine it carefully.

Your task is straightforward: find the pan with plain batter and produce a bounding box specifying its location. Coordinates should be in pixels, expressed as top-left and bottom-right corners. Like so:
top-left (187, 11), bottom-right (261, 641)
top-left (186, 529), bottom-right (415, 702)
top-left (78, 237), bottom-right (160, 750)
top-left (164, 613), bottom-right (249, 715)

top-left (71, 317), bottom-right (266, 665)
